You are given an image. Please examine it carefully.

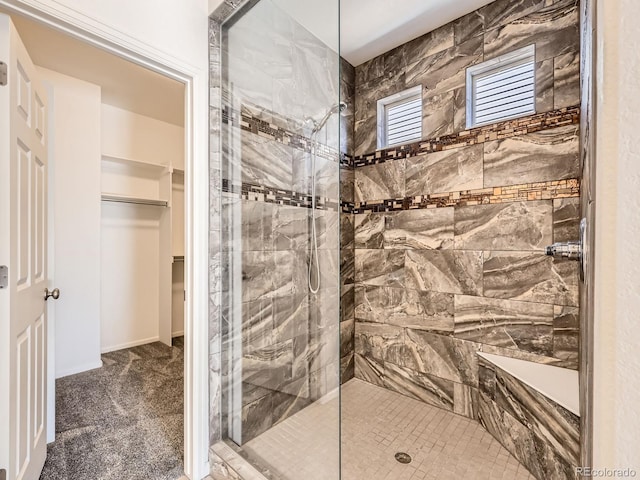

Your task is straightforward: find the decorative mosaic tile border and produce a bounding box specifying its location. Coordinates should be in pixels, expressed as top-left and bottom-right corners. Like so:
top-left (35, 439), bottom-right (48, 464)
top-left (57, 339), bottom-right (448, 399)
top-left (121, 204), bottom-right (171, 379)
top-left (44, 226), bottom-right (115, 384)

top-left (222, 178), bottom-right (579, 214)
top-left (222, 179), bottom-right (344, 212)
top-left (222, 105), bottom-right (350, 165)
top-left (352, 106), bottom-right (580, 168)
top-left (351, 179), bottom-right (580, 214)
top-left (222, 104), bottom-right (579, 170)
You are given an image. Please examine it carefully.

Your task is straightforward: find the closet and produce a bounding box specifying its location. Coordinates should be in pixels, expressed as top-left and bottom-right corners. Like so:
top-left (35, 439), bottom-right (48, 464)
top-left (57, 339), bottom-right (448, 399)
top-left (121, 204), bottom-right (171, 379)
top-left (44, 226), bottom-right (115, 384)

top-left (100, 104), bottom-right (185, 352)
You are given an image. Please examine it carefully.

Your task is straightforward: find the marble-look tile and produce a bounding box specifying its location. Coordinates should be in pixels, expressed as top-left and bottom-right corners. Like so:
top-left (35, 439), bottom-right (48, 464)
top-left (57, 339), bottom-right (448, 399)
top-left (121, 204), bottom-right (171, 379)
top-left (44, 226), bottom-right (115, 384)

top-left (555, 50), bottom-right (581, 110)
top-left (354, 322), bottom-right (405, 363)
top-left (354, 116), bottom-right (377, 157)
top-left (340, 319), bottom-right (355, 359)
top-left (341, 282), bottom-right (355, 321)
top-left (354, 353), bottom-right (385, 387)
top-left (381, 45), bottom-right (406, 75)
top-left (453, 87), bottom-right (466, 131)
top-left (388, 329), bottom-right (481, 387)
top-left (484, 0), bottom-right (580, 63)
top-left (483, 125), bottom-right (580, 187)
top-left (272, 390), bottom-right (311, 426)
top-left (492, 365), bottom-right (580, 465)
top-left (316, 249), bottom-right (341, 291)
top-left (242, 336), bottom-right (295, 394)
top-left (340, 212), bottom-right (355, 250)
top-left (383, 208), bottom-right (454, 250)
top-left (477, 392), bottom-right (578, 480)
top-left (383, 362), bottom-right (455, 412)
top-left (354, 249), bottom-right (405, 287)
top-left (316, 210), bottom-right (340, 250)
top-left (481, 0), bottom-right (550, 31)
top-left (553, 306), bottom-right (579, 369)
top-left (355, 285), bottom-right (454, 333)
top-left (340, 166), bottom-right (354, 203)
top-left (241, 201), bottom-right (274, 251)
top-left (453, 11), bottom-right (484, 45)
top-left (354, 212), bottom-right (385, 249)
top-left (355, 56), bottom-right (385, 86)
top-left (227, 57), bottom-right (274, 120)
top-left (272, 205), bottom-right (308, 251)
top-left (422, 91), bottom-right (454, 139)
top-left (340, 249), bottom-right (355, 286)
top-left (406, 144), bottom-right (484, 196)
top-left (241, 394), bottom-right (273, 442)
top-left (405, 23), bottom-right (455, 66)
top-left (241, 252), bottom-right (273, 302)
top-left (454, 295), bottom-right (554, 356)
top-left (406, 36), bottom-right (483, 95)
top-left (536, 58), bottom-right (555, 113)
top-left (292, 150), bottom-right (340, 200)
top-left (340, 353), bottom-right (355, 383)
top-left (453, 383), bottom-right (478, 419)
top-left (241, 132), bottom-right (293, 190)
top-left (454, 201), bottom-right (553, 251)
top-left (354, 160), bottom-right (405, 202)
top-left (405, 250), bottom-right (483, 296)
top-left (355, 70), bottom-right (405, 124)
top-left (553, 197), bottom-right (581, 243)
top-left (483, 252), bottom-right (579, 306)
top-left (272, 294), bottom-right (310, 342)
top-left (478, 359), bottom-right (497, 399)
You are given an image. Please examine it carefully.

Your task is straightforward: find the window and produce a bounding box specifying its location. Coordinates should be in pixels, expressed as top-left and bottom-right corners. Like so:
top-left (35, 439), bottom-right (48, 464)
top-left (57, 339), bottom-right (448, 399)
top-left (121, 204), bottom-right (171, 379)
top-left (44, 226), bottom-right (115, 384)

top-left (377, 86), bottom-right (422, 149)
top-left (466, 44), bottom-right (536, 128)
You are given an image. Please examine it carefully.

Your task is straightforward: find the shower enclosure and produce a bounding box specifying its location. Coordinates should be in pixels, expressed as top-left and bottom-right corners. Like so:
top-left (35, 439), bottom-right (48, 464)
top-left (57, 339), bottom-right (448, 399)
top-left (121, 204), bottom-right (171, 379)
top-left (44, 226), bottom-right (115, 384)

top-left (219, 1), bottom-right (342, 478)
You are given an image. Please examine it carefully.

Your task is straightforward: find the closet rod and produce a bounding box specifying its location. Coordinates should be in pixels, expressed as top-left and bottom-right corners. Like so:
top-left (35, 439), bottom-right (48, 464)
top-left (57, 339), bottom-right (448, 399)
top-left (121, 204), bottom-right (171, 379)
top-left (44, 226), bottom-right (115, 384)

top-left (101, 193), bottom-right (168, 207)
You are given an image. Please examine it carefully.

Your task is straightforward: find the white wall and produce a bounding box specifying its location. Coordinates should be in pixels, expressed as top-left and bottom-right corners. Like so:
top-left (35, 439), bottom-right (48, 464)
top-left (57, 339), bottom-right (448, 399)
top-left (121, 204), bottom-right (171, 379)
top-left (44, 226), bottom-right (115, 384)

top-left (19, 0), bottom-right (209, 71)
top-left (39, 67), bottom-right (103, 378)
top-left (7, 1), bottom-right (211, 478)
top-left (101, 203), bottom-right (162, 351)
top-left (100, 104), bottom-right (184, 352)
top-left (594, 0), bottom-right (640, 471)
top-left (101, 103), bottom-right (184, 166)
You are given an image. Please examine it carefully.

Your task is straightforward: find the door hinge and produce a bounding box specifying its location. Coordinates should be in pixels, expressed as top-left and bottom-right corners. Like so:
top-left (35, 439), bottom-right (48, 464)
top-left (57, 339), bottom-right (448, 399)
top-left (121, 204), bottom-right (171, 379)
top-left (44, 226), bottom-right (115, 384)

top-left (0, 266), bottom-right (7, 289)
top-left (0, 61), bottom-right (7, 86)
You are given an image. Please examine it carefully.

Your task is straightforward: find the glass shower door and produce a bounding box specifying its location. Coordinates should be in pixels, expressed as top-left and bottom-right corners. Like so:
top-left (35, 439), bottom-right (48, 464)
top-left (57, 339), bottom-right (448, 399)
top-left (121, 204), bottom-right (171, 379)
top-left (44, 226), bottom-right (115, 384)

top-left (220, 1), bottom-right (341, 478)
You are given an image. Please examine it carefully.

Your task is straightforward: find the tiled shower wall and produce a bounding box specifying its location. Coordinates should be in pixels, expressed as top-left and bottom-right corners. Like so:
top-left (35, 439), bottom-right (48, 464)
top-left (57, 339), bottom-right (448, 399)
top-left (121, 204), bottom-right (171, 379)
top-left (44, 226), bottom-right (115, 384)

top-left (211, 0), bottom-right (352, 445)
top-left (339, 57), bottom-right (356, 383)
top-left (351, 0), bottom-right (582, 418)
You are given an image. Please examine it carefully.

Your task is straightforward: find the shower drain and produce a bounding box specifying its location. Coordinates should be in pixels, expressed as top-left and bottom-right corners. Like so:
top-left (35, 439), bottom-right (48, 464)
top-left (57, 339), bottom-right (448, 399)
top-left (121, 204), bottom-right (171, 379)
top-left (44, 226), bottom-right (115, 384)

top-left (395, 452), bottom-right (412, 464)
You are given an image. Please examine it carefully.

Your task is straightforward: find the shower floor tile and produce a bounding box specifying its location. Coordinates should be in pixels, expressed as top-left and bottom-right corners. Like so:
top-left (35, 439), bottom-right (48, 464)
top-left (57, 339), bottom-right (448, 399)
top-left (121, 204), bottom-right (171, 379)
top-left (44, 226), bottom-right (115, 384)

top-left (241, 379), bottom-right (535, 480)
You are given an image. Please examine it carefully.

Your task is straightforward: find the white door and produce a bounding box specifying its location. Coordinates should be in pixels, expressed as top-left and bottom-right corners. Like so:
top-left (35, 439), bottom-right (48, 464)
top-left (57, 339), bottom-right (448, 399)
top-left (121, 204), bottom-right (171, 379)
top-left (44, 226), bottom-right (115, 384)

top-left (0, 14), bottom-right (49, 480)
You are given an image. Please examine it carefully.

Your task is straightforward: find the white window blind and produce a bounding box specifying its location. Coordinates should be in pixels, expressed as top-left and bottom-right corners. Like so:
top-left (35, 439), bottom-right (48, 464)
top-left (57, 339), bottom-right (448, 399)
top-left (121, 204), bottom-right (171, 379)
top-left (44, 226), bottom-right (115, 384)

top-left (467, 45), bottom-right (536, 128)
top-left (377, 86), bottom-right (423, 149)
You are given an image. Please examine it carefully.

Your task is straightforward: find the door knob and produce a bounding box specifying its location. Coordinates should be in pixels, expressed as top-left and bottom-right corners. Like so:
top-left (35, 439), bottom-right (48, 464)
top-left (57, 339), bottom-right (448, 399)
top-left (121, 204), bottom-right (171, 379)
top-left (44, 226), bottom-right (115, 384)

top-left (44, 288), bottom-right (60, 301)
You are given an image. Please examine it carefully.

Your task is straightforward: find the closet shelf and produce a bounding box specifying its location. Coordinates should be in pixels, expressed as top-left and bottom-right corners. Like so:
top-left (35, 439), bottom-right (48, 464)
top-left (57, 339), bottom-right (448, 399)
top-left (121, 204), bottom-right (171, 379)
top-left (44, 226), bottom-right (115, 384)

top-left (101, 193), bottom-right (168, 207)
top-left (102, 154), bottom-right (168, 171)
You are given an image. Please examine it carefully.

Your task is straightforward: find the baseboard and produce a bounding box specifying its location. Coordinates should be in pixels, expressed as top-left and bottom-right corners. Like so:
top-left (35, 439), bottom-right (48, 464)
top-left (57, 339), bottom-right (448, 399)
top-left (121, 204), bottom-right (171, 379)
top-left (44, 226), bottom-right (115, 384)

top-left (172, 330), bottom-right (184, 337)
top-left (101, 336), bottom-right (160, 353)
top-left (56, 360), bottom-right (104, 379)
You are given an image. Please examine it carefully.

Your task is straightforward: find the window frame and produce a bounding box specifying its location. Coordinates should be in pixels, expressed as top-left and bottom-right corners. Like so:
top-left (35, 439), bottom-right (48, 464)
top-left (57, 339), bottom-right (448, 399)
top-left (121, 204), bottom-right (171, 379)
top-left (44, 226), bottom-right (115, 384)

top-left (377, 85), bottom-right (423, 149)
top-left (466, 44), bottom-right (537, 129)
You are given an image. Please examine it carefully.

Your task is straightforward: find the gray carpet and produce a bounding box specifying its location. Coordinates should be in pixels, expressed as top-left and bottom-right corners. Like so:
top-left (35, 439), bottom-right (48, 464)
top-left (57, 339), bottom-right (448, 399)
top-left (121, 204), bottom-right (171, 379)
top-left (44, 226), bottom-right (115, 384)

top-left (40, 338), bottom-right (185, 480)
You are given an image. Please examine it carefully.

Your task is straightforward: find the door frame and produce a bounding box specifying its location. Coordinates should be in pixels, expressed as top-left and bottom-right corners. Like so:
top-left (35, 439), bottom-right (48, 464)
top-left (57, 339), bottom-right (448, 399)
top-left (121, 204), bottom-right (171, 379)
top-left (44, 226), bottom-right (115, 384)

top-left (0, 2), bottom-right (211, 479)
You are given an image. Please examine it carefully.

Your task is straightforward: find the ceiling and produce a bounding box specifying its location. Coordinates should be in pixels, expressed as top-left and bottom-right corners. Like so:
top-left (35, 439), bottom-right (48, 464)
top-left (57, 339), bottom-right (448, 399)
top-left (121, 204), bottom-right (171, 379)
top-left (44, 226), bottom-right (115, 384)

top-left (274, 0), bottom-right (496, 66)
top-left (2, 11), bottom-right (185, 126)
